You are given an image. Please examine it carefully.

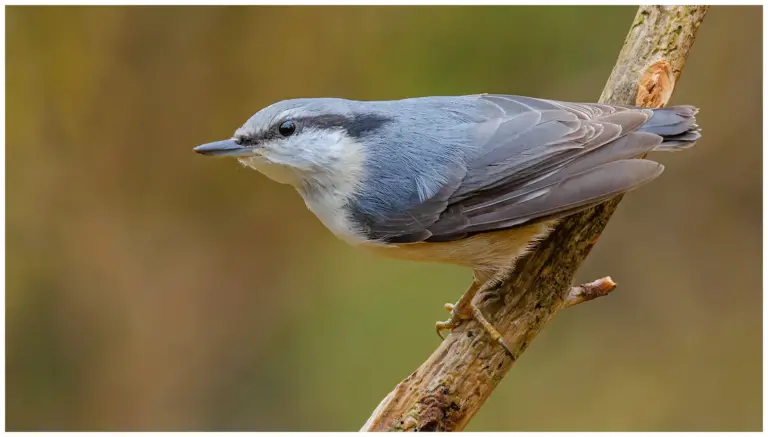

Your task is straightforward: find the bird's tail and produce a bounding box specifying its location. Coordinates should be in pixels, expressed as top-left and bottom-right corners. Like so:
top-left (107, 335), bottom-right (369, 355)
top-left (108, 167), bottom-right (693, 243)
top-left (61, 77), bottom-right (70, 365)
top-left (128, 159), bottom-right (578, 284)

top-left (639, 105), bottom-right (701, 151)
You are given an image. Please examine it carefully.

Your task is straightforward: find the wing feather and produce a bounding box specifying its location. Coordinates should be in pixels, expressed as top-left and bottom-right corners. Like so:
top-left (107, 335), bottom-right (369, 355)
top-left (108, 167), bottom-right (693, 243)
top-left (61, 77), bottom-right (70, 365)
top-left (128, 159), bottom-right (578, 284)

top-left (420, 95), bottom-right (663, 242)
top-left (359, 94), bottom-right (682, 244)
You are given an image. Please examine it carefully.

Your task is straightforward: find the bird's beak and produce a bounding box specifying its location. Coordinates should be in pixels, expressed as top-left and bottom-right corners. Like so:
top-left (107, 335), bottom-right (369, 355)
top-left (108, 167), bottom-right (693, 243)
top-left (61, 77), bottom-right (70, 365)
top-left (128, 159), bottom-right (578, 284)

top-left (193, 139), bottom-right (254, 157)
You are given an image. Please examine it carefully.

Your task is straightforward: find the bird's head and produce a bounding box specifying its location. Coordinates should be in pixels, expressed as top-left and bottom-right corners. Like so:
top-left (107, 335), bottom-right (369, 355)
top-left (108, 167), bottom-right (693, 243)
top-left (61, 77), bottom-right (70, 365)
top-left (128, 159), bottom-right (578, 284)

top-left (194, 98), bottom-right (391, 187)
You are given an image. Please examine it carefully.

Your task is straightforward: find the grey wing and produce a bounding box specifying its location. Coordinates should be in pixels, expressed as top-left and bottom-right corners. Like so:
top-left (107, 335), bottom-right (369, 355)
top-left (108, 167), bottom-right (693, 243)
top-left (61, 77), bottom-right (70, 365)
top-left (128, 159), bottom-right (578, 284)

top-left (352, 161), bottom-right (467, 244)
top-left (419, 94), bottom-right (674, 242)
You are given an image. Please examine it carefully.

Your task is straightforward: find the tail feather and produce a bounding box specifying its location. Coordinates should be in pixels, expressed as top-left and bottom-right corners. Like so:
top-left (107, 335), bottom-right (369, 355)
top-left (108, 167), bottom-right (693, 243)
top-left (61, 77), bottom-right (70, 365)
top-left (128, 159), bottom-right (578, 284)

top-left (640, 105), bottom-right (701, 151)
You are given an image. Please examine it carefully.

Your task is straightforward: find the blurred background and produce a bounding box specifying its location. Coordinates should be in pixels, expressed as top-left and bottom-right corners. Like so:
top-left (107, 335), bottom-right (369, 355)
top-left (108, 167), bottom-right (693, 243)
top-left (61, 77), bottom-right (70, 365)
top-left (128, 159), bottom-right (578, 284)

top-left (6, 5), bottom-right (762, 431)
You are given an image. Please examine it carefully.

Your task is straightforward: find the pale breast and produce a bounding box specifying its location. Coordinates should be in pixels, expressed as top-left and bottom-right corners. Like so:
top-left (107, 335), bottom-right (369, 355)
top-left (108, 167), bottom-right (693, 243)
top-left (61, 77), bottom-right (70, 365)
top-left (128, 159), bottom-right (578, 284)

top-left (302, 190), bottom-right (370, 246)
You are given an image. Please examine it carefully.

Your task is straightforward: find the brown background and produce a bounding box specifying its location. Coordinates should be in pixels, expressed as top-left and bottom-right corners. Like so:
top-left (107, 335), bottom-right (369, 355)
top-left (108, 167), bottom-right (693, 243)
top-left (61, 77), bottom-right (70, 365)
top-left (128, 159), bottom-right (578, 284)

top-left (7, 6), bottom-right (762, 431)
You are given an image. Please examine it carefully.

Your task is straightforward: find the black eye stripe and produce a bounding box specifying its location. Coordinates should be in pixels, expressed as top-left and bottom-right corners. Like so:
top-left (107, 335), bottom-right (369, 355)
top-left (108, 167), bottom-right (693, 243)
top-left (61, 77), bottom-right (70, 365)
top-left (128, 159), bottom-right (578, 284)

top-left (238, 113), bottom-right (392, 144)
top-left (235, 136), bottom-right (257, 146)
top-left (291, 113), bottom-right (392, 138)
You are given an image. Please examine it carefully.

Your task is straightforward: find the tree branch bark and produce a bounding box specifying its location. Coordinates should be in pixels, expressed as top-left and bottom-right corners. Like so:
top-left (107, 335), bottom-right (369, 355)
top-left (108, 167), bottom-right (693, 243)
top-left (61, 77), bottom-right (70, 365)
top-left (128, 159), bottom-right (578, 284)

top-left (362, 6), bottom-right (708, 432)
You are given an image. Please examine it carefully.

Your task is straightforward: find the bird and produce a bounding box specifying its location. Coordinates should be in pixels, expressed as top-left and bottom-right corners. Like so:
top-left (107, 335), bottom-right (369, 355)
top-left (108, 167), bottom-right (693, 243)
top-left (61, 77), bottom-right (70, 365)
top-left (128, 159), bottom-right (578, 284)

top-left (194, 94), bottom-right (700, 353)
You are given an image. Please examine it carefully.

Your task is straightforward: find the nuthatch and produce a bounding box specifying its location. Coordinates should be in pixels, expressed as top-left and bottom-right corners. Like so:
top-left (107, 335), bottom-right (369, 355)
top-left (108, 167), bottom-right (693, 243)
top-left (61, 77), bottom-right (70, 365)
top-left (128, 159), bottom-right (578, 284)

top-left (194, 94), bottom-right (700, 353)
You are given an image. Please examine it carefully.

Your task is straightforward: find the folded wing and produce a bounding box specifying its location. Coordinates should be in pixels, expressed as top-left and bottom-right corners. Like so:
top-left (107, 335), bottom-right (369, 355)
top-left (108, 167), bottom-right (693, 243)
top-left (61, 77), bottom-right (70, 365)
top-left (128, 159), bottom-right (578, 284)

top-left (381, 94), bottom-right (696, 243)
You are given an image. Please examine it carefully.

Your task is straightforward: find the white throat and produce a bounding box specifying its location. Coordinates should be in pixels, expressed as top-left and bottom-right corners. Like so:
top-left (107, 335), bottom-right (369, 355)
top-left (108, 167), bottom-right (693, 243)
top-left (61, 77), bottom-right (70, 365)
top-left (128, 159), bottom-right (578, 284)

top-left (240, 132), bottom-right (370, 246)
top-left (238, 157), bottom-right (303, 185)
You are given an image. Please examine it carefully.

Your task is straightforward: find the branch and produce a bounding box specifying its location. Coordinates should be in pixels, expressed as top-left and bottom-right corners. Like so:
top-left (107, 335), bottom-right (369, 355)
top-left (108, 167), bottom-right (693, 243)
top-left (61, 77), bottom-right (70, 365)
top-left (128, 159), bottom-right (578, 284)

top-left (362, 6), bottom-right (708, 432)
top-left (563, 276), bottom-right (617, 309)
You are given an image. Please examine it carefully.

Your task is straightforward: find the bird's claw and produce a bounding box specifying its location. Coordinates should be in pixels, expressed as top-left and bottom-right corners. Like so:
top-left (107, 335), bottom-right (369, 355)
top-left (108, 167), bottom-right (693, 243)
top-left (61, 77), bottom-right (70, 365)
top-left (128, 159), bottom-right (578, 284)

top-left (435, 301), bottom-right (514, 357)
top-left (469, 304), bottom-right (513, 356)
top-left (435, 302), bottom-right (470, 340)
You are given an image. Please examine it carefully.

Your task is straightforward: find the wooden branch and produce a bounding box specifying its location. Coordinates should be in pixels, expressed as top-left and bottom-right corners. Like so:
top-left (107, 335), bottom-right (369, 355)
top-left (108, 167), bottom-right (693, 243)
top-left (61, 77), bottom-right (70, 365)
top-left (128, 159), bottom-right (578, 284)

top-left (362, 6), bottom-right (708, 432)
top-left (563, 276), bottom-right (617, 309)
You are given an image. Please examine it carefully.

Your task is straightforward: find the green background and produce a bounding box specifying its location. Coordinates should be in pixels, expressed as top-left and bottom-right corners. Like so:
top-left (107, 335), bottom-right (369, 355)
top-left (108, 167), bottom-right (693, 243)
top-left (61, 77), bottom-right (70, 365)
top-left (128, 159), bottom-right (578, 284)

top-left (7, 6), bottom-right (762, 431)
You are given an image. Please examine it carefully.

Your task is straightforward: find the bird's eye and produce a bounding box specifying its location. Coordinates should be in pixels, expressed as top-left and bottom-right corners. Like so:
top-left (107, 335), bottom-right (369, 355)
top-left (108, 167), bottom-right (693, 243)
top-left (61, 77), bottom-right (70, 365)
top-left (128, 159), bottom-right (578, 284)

top-left (278, 120), bottom-right (296, 137)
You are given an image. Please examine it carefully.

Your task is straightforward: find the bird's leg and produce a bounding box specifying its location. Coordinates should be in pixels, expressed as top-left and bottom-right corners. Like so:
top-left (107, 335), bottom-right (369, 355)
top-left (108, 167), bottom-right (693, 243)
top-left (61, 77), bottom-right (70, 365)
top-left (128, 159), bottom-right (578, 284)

top-left (436, 269), bottom-right (513, 355)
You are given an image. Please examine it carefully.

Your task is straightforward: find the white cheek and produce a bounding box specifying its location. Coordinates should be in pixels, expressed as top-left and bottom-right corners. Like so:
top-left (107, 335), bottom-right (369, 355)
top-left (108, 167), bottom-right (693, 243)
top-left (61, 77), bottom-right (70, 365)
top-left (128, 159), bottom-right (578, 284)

top-left (237, 129), bottom-right (371, 245)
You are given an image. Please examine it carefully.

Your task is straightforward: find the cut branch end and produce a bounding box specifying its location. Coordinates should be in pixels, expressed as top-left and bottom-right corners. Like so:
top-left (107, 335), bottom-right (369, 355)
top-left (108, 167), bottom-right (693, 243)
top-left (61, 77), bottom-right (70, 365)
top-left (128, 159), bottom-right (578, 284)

top-left (563, 276), bottom-right (618, 309)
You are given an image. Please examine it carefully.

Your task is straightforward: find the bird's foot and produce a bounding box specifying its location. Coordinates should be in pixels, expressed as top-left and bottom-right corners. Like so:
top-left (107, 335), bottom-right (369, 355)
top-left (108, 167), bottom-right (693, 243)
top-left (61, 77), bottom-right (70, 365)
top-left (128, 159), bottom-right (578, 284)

top-left (435, 301), bottom-right (512, 356)
top-left (435, 302), bottom-right (472, 339)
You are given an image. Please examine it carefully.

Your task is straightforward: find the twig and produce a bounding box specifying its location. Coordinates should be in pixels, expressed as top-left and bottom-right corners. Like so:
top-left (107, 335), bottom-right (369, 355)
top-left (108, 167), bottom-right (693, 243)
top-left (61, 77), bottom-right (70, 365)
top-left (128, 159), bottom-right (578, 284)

top-left (362, 6), bottom-right (708, 432)
top-left (563, 276), bottom-right (617, 309)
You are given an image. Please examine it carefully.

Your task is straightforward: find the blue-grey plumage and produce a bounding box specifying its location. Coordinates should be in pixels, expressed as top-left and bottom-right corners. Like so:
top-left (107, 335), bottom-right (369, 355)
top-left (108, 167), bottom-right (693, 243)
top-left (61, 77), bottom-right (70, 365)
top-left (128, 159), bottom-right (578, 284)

top-left (195, 94), bottom-right (699, 250)
top-left (194, 94), bottom-right (700, 352)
